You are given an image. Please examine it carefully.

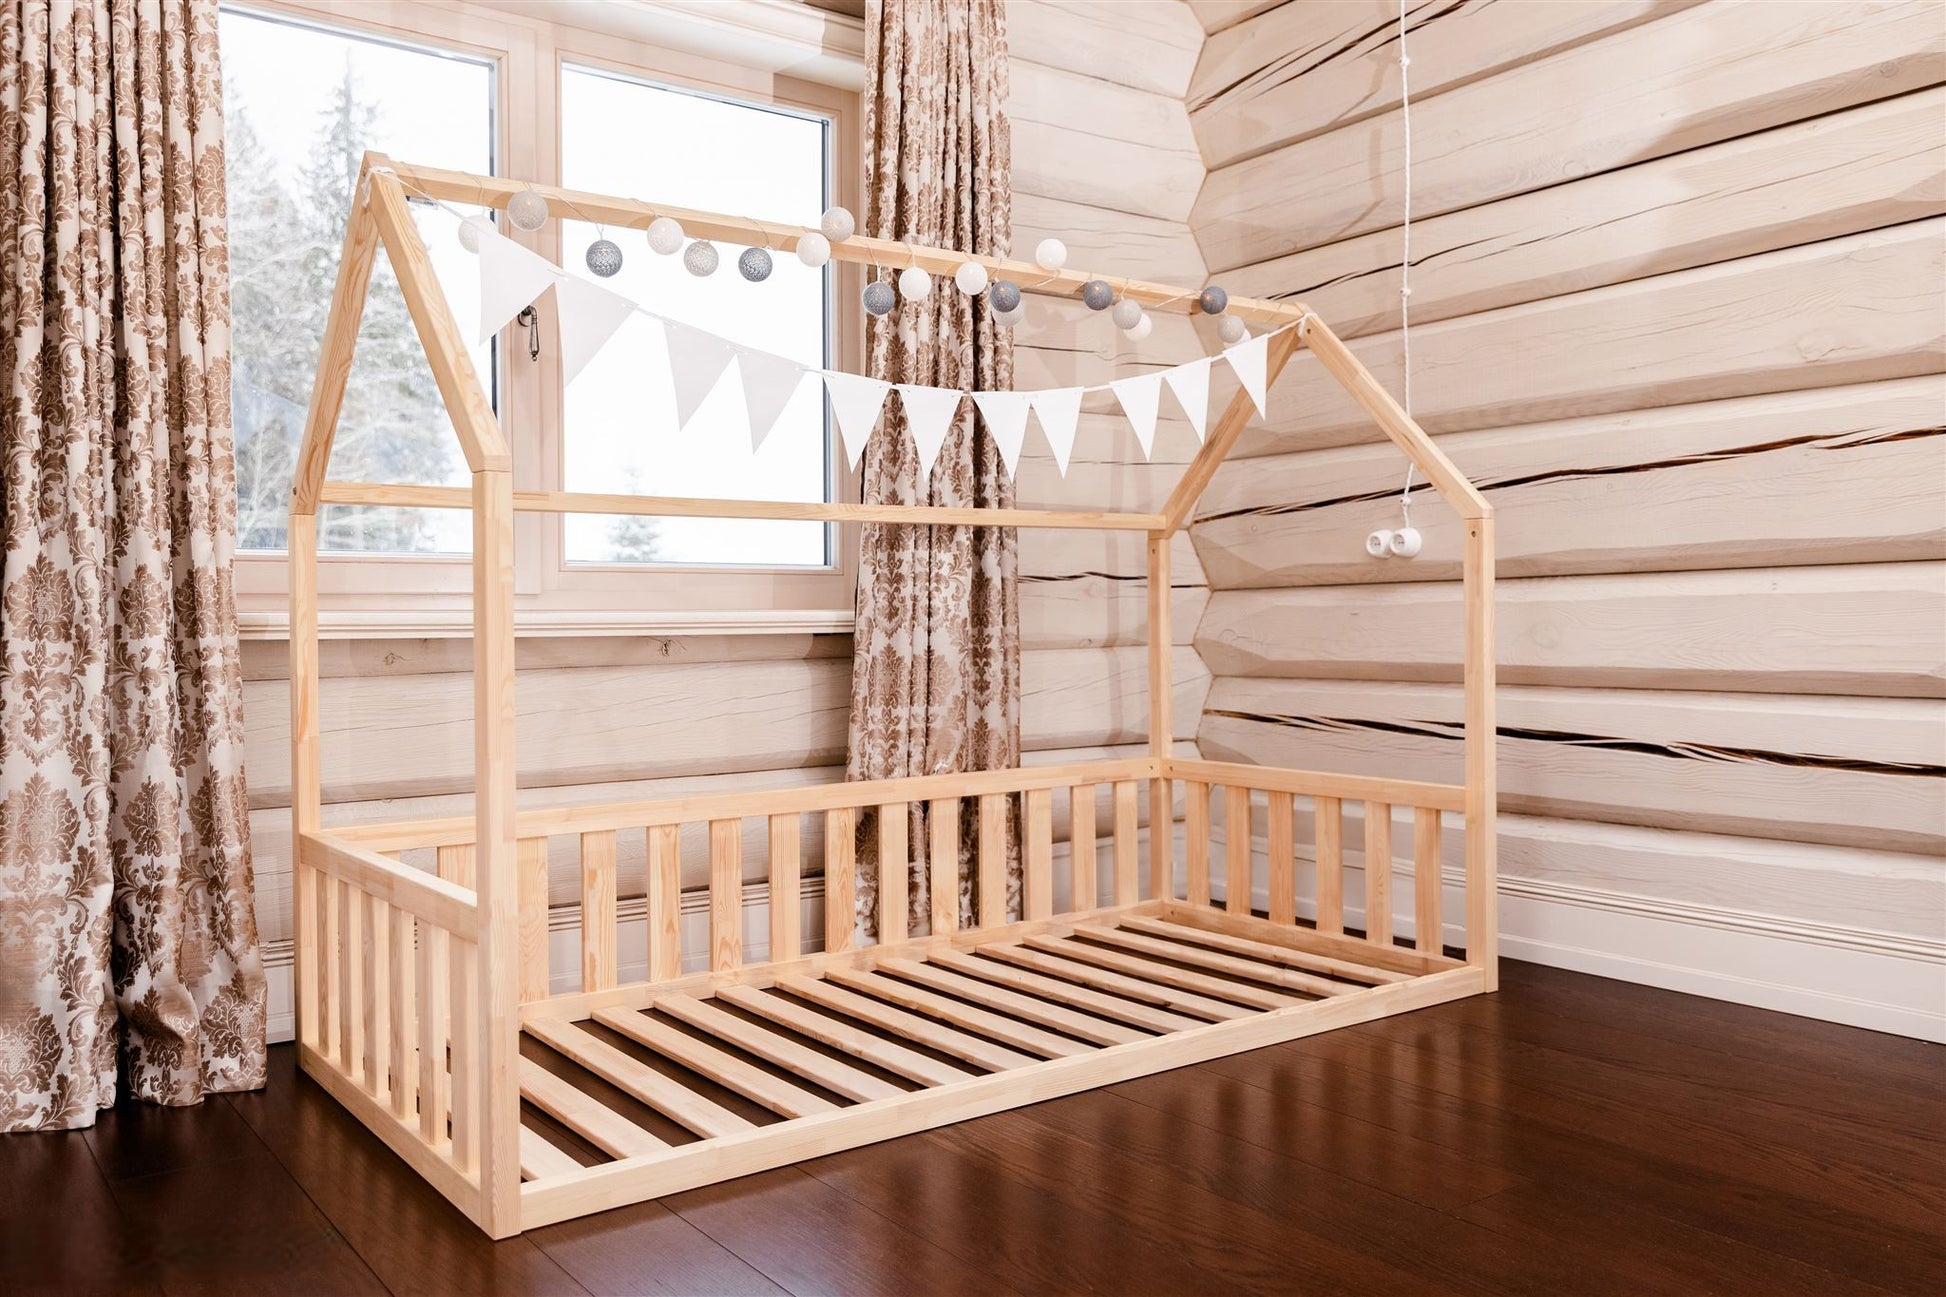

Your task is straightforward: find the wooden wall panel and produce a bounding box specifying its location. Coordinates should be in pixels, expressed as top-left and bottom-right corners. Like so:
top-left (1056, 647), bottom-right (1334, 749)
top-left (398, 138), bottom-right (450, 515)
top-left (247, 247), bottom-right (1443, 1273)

top-left (1230, 88), bottom-right (1946, 339)
top-left (1010, 60), bottom-right (1203, 221)
top-left (1197, 565), bottom-right (1946, 698)
top-left (1191, 0), bottom-right (1944, 269)
top-left (1010, 0), bottom-right (1205, 97)
top-left (1190, 0), bottom-right (1694, 167)
top-left (1235, 218), bottom-right (1945, 456)
top-left (1194, 377), bottom-right (1946, 589)
top-left (1199, 677), bottom-right (1945, 854)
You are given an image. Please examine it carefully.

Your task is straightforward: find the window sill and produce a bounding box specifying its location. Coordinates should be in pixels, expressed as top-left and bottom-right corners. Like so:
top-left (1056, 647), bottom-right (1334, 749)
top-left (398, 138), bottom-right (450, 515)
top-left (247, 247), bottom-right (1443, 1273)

top-left (236, 607), bottom-right (854, 641)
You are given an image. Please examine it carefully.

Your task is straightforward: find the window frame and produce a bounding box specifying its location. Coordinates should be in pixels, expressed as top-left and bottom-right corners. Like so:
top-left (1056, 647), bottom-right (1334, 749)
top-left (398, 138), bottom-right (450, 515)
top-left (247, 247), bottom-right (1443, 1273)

top-left (225, 0), bottom-right (863, 630)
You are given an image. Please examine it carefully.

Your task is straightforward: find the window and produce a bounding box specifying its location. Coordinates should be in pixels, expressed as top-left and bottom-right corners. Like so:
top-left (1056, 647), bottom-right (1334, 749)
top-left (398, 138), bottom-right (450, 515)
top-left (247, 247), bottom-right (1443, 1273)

top-left (221, 0), bottom-right (859, 622)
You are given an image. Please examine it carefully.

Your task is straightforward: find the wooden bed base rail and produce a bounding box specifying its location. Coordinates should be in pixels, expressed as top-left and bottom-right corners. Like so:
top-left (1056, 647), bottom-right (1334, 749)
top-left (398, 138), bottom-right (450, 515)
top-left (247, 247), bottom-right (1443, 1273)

top-left (289, 153), bottom-right (1497, 1237)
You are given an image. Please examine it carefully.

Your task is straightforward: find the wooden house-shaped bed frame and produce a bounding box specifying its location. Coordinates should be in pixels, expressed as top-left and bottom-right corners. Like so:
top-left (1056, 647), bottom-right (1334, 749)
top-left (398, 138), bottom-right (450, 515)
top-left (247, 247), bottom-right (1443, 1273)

top-left (291, 154), bottom-right (1498, 1238)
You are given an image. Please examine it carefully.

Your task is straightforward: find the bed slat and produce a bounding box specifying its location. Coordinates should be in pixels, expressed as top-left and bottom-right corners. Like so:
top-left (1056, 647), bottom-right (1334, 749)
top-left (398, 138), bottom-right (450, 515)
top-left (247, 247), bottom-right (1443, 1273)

top-left (823, 967), bottom-right (1091, 1059)
top-left (971, 945), bottom-right (1249, 1023)
top-left (777, 976), bottom-right (1038, 1073)
top-left (876, 957), bottom-right (1146, 1047)
top-left (657, 993), bottom-right (902, 1103)
top-left (519, 1124), bottom-right (586, 1181)
top-left (928, 949), bottom-right (1204, 1034)
top-left (1025, 934), bottom-right (1302, 1012)
top-left (525, 1018), bottom-right (754, 1139)
top-left (1118, 915), bottom-right (1406, 985)
top-left (592, 1007), bottom-right (837, 1119)
top-left (714, 984), bottom-right (973, 1088)
top-left (517, 1056), bottom-right (667, 1159)
top-left (1072, 924), bottom-right (1352, 998)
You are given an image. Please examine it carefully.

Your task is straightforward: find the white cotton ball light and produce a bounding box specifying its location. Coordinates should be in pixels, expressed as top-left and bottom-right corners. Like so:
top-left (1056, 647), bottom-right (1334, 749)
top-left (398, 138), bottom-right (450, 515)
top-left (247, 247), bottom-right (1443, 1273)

top-left (795, 231), bottom-right (831, 267)
top-left (647, 216), bottom-right (685, 255)
top-left (1218, 315), bottom-right (1250, 345)
top-left (1125, 312), bottom-right (1154, 341)
top-left (898, 266), bottom-right (932, 301)
top-left (1110, 298), bottom-right (1143, 330)
top-left (683, 240), bottom-right (719, 277)
top-left (992, 303), bottom-right (1025, 328)
top-left (820, 206), bottom-right (856, 242)
top-left (1035, 238), bottom-right (1067, 271)
top-left (954, 261), bottom-right (989, 295)
top-left (457, 214), bottom-right (493, 253)
top-left (507, 189), bottom-right (549, 232)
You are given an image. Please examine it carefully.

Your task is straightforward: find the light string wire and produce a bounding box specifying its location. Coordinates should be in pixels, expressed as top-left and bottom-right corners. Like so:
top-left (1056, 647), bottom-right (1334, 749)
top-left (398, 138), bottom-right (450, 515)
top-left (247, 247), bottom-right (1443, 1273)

top-left (376, 166), bottom-right (1299, 400)
top-left (1396, 0), bottom-right (1417, 528)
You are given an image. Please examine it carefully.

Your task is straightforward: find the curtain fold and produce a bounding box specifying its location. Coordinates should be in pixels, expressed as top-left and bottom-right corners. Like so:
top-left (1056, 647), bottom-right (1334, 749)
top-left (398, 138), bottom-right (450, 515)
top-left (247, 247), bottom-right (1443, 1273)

top-left (0, 0), bottom-right (264, 1131)
top-left (848, 0), bottom-right (1019, 938)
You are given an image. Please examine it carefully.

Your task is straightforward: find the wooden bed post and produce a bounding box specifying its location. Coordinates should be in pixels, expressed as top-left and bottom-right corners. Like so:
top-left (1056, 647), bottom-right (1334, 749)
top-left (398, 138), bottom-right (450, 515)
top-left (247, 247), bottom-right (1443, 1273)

top-left (1463, 516), bottom-right (1498, 987)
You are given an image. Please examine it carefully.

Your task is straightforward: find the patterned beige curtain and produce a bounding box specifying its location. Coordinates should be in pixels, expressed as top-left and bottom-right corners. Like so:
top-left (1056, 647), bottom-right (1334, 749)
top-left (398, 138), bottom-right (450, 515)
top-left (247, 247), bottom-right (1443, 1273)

top-left (0, 0), bottom-right (264, 1132)
top-left (848, 0), bottom-right (1018, 938)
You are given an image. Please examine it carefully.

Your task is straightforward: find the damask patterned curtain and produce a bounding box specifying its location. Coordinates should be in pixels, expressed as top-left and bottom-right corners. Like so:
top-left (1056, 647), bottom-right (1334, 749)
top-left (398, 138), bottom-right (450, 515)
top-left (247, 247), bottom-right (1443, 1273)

top-left (0, 0), bottom-right (264, 1131)
top-left (848, 0), bottom-right (1018, 938)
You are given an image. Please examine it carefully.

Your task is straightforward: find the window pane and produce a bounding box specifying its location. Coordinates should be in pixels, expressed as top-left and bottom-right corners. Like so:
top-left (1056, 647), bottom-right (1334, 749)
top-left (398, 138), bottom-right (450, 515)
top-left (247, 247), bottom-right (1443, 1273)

top-left (560, 66), bottom-right (830, 568)
top-left (222, 7), bottom-right (492, 555)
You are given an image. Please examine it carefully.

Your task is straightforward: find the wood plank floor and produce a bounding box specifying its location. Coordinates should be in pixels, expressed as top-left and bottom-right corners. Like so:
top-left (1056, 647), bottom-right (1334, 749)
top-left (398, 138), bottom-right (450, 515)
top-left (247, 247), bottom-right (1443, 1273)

top-left (4, 960), bottom-right (1941, 1296)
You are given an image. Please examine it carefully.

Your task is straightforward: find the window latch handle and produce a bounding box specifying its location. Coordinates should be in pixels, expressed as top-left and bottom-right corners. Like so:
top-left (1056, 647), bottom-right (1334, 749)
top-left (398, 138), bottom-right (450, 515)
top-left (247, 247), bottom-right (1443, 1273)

top-left (516, 305), bottom-right (540, 361)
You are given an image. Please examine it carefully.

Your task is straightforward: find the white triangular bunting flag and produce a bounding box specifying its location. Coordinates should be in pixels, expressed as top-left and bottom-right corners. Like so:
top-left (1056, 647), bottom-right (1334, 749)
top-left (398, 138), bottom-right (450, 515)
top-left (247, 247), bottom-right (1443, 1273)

top-left (663, 322), bottom-right (739, 429)
top-left (895, 384), bottom-right (965, 484)
top-left (1226, 332), bottom-right (1271, 418)
top-left (552, 275), bottom-right (637, 385)
top-left (822, 371), bottom-right (892, 470)
top-left (970, 391), bottom-right (1033, 479)
top-left (1162, 357), bottom-right (1213, 443)
top-left (1108, 373), bottom-right (1164, 461)
top-left (1029, 387), bottom-right (1085, 477)
top-left (477, 231), bottom-right (561, 344)
top-left (736, 349), bottom-right (810, 451)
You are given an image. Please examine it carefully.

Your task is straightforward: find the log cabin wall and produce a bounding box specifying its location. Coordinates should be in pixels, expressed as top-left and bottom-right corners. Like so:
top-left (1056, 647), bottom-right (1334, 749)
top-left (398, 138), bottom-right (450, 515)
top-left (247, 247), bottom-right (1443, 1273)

top-left (1184, 0), bottom-right (1945, 1037)
top-left (243, 0), bottom-right (1214, 1041)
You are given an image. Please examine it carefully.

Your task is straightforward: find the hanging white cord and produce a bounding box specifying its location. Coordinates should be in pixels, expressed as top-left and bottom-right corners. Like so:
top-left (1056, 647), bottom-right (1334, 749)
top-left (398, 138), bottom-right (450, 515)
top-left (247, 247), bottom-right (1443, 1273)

top-left (1396, 0), bottom-right (1417, 528)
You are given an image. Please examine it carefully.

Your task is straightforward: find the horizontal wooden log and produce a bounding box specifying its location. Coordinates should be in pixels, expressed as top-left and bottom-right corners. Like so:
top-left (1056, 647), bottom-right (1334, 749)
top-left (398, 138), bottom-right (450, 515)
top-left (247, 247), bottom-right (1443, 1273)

top-left (1012, 193), bottom-right (1207, 285)
top-left (244, 647), bottom-right (1206, 806)
top-left (1192, 0), bottom-right (1945, 269)
top-left (1237, 221), bottom-right (1945, 456)
top-left (1197, 564), bottom-right (1946, 698)
top-left (1231, 87), bottom-right (1946, 338)
top-left (240, 632), bottom-right (850, 681)
top-left (1186, 0), bottom-right (1280, 36)
top-left (1194, 376), bottom-right (1946, 587)
top-left (1199, 677), bottom-right (1945, 853)
top-left (1011, 0), bottom-right (1205, 98)
top-left (1010, 60), bottom-right (1202, 223)
top-left (1190, 0), bottom-right (1693, 168)
top-left (1022, 526), bottom-right (1204, 585)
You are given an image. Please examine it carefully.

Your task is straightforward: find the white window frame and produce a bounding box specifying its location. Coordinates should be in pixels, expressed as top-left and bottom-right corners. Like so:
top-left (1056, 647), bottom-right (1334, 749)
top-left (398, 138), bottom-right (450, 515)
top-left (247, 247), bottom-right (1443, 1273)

top-left (226, 0), bottom-right (864, 636)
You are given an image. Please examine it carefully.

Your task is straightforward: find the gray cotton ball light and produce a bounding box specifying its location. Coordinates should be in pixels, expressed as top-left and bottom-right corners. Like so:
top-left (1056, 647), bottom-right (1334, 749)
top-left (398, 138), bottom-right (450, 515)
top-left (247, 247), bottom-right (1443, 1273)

top-left (585, 238), bottom-right (623, 278)
top-left (1082, 279), bottom-right (1114, 311)
top-left (738, 247), bottom-right (774, 282)
top-left (988, 279), bottom-right (1021, 313)
top-left (1197, 285), bottom-right (1229, 316)
top-left (862, 281), bottom-right (896, 316)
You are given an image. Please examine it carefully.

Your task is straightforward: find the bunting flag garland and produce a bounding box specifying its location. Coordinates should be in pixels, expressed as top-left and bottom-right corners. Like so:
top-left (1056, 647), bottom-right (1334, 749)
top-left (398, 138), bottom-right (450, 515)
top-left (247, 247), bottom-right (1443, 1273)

top-left (823, 371), bottom-right (892, 470)
top-left (477, 231), bottom-right (558, 344)
top-left (1029, 387), bottom-right (1085, 477)
top-left (1226, 332), bottom-right (1271, 418)
top-left (470, 224), bottom-right (1303, 483)
top-left (895, 384), bottom-right (966, 483)
top-left (1163, 357), bottom-right (1213, 443)
top-left (969, 391), bottom-right (1032, 478)
top-left (736, 350), bottom-right (811, 451)
top-left (553, 275), bottom-right (637, 384)
top-left (664, 321), bottom-right (740, 429)
top-left (1108, 373), bottom-right (1163, 461)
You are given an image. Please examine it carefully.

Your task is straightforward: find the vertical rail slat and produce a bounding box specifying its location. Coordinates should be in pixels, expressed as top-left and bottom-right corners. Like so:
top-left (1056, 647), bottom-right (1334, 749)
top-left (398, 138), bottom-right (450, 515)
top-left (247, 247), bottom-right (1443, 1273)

top-left (317, 873), bottom-right (337, 1060)
top-left (769, 813), bottom-right (801, 962)
top-left (1023, 788), bottom-right (1053, 920)
top-left (436, 843), bottom-right (475, 888)
top-left (364, 892), bottom-right (388, 1096)
top-left (1146, 529), bottom-right (1174, 903)
top-left (518, 836), bottom-right (549, 1002)
top-left (880, 803), bottom-right (909, 944)
top-left (648, 824), bottom-right (682, 981)
top-left (1316, 796), bottom-right (1345, 934)
top-left (389, 906), bottom-right (415, 1119)
top-left (1185, 781), bottom-right (1210, 906)
top-left (448, 938), bottom-right (478, 1173)
top-left (339, 880), bottom-right (361, 1075)
top-left (1069, 784), bottom-right (1095, 913)
top-left (296, 862), bottom-right (319, 1050)
top-left (1149, 778), bottom-right (1173, 901)
top-left (1113, 781), bottom-right (1139, 905)
top-left (1365, 802), bottom-right (1393, 945)
top-left (709, 818), bottom-right (742, 972)
top-left (580, 830), bottom-right (618, 992)
top-left (1267, 790), bottom-right (1296, 926)
top-left (929, 797), bottom-right (958, 936)
top-left (417, 921), bottom-right (448, 1144)
top-left (1415, 807), bottom-right (1444, 956)
top-left (978, 793), bottom-right (1007, 927)
top-left (824, 807), bottom-right (856, 954)
top-left (1225, 785), bottom-right (1252, 916)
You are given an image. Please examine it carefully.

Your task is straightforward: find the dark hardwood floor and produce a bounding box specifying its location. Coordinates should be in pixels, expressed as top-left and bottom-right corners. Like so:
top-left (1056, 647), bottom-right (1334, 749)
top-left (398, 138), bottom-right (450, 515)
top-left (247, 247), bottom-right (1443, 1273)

top-left (5, 960), bottom-right (1941, 1296)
